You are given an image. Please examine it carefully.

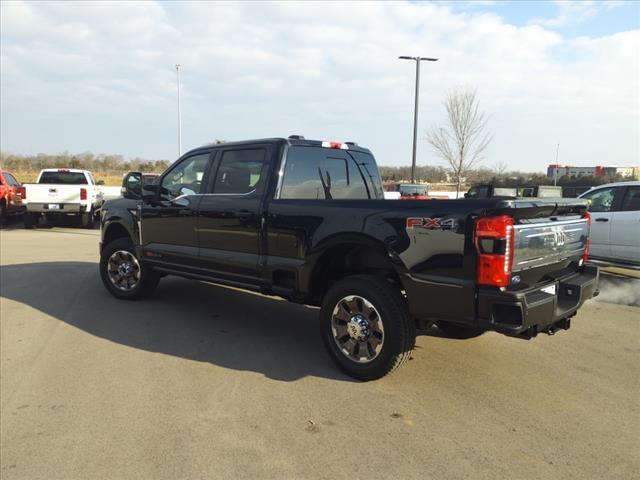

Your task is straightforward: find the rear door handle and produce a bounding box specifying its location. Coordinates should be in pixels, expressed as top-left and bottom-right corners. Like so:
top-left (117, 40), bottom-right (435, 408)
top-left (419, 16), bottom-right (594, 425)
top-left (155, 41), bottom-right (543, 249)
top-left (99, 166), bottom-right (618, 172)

top-left (594, 218), bottom-right (609, 222)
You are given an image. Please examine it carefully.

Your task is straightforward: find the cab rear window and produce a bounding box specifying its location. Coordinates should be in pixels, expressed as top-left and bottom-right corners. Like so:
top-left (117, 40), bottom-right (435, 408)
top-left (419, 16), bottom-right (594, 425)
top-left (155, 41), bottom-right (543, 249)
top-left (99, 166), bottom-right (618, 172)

top-left (39, 172), bottom-right (88, 185)
top-left (279, 146), bottom-right (381, 200)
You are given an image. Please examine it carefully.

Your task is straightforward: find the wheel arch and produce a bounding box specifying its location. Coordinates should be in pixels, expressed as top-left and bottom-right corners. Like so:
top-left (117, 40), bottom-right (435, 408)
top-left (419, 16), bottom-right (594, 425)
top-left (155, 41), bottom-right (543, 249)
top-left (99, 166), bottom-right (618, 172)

top-left (102, 221), bottom-right (133, 250)
top-left (305, 233), bottom-right (404, 305)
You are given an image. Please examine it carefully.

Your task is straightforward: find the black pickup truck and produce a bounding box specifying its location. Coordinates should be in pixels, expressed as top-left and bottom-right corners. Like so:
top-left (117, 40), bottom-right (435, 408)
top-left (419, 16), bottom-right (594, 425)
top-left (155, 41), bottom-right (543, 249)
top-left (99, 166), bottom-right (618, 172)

top-left (99, 136), bottom-right (598, 380)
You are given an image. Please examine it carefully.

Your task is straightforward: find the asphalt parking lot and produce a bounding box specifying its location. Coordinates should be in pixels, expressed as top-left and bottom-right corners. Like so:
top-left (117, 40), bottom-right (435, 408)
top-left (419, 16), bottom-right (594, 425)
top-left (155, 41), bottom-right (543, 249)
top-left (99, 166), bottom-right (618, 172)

top-left (1, 224), bottom-right (639, 480)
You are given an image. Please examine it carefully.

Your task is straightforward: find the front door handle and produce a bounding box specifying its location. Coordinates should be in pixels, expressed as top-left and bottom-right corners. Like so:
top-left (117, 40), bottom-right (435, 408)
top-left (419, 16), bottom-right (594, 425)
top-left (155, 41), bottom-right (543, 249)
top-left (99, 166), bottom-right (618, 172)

top-left (594, 218), bottom-right (609, 222)
top-left (237, 210), bottom-right (253, 219)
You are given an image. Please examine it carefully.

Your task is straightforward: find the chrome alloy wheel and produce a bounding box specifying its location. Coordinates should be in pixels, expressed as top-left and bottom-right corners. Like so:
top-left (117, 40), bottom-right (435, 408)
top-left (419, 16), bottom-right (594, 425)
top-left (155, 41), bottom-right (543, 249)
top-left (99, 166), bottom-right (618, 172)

top-left (107, 250), bottom-right (141, 291)
top-left (331, 295), bottom-right (385, 363)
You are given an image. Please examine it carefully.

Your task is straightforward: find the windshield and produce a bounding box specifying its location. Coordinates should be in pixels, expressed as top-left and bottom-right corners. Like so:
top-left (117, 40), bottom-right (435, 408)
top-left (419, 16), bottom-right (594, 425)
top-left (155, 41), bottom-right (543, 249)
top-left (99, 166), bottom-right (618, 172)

top-left (38, 171), bottom-right (88, 185)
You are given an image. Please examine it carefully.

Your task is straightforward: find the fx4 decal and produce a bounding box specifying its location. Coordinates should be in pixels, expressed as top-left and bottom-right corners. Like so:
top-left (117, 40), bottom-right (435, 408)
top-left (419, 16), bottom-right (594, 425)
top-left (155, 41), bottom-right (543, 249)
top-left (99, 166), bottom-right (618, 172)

top-left (406, 217), bottom-right (457, 230)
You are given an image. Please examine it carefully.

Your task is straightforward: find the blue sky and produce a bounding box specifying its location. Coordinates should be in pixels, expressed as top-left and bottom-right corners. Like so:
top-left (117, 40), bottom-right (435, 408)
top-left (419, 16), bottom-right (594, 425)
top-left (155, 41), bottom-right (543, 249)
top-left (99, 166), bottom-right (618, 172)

top-left (1, 1), bottom-right (638, 171)
top-left (456, 0), bottom-right (639, 35)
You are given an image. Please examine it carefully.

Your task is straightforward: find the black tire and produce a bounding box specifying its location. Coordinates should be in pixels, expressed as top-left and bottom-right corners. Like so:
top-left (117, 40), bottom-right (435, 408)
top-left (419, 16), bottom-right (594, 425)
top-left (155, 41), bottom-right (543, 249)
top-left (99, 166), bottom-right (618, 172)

top-left (100, 237), bottom-right (160, 300)
top-left (81, 209), bottom-right (95, 229)
top-left (436, 321), bottom-right (484, 339)
top-left (23, 212), bottom-right (39, 229)
top-left (320, 274), bottom-right (415, 381)
top-left (0, 202), bottom-right (5, 229)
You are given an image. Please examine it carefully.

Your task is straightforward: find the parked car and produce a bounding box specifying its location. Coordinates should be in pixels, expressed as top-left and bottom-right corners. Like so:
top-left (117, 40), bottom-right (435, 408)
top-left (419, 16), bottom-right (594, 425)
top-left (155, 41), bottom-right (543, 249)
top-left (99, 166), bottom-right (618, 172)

top-left (119, 172), bottom-right (159, 197)
top-left (21, 169), bottom-right (105, 228)
top-left (465, 184), bottom-right (517, 198)
top-left (385, 182), bottom-right (447, 200)
top-left (562, 185), bottom-right (593, 198)
top-left (578, 181), bottom-right (640, 266)
top-left (466, 184), bottom-right (566, 199)
top-left (520, 185), bottom-right (563, 198)
top-left (99, 136), bottom-right (598, 380)
top-left (0, 168), bottom-right (25, 227)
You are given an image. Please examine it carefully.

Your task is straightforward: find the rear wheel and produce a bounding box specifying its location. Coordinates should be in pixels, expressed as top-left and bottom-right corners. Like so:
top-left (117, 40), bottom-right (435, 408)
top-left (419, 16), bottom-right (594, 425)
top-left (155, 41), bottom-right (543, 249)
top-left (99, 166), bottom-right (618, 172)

top-left (320, 275), bottom-right (415, 381)
top-left (81, 209), bottom-right (95, 229)
top-left (23, 212), bottom-right (39, 229)
top-left (0, 202), bottom-right (5, 229)
top-left (100, 237), bottom-right (160, 300)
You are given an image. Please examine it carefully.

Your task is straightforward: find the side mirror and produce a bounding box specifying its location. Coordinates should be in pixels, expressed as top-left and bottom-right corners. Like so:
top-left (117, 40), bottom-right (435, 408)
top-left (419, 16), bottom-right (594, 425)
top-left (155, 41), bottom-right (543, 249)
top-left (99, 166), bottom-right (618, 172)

top-left (121, 172), bottom-right (143, 200)
top-left (96, 179), bottom-right (105, 186)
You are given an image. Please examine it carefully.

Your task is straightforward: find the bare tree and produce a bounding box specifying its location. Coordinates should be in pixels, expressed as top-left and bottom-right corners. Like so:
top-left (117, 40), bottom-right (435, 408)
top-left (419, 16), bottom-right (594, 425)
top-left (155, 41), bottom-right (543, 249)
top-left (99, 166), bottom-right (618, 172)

top-left (493, 160), bottom-right (508, 177)
top-left (426, 89), bottom-right (492, 197)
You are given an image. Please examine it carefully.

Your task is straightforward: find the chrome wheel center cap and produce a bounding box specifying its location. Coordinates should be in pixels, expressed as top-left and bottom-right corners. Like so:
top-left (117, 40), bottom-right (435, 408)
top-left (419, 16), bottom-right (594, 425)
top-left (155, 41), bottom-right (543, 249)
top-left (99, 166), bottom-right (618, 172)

top-left (118, 263), bottom-right (131, 276)
top-left (347, 315), bottom-right (370, 342)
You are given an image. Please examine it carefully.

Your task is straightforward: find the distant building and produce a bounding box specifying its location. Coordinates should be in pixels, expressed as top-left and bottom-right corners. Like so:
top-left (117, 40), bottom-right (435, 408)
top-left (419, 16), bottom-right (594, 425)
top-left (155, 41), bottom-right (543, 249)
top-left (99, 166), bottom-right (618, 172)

top-left (547, 164), bottom-right (639, 179)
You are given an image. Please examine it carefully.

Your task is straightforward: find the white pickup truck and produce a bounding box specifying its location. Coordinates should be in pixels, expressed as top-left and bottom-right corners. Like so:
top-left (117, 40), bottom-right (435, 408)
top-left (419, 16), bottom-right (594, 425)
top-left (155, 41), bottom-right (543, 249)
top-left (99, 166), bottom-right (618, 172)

top-left (22, 169), bottom-right (104, 228)
top-left (579, 181), bottom-right (640, 266)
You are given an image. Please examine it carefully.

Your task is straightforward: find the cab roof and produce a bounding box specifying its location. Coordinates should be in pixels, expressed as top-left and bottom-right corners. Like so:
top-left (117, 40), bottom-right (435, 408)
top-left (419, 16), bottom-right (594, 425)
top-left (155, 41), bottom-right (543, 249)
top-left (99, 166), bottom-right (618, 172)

top-left (187, 136), bottom-right (372, 156)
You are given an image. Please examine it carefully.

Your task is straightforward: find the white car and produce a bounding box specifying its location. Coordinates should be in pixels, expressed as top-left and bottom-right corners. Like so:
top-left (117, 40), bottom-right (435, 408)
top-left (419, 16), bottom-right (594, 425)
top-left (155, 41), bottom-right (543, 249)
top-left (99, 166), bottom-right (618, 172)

top-left (22, 169), bottom-right (105, 228)
top-left (579, 181), bottom-right (640, 266)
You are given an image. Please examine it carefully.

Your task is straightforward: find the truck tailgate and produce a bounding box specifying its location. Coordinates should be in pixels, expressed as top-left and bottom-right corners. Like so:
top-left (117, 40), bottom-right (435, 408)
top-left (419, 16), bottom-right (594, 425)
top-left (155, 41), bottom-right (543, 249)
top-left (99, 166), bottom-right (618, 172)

top-left (25, 184), bottom-right (84, 204)
top-left (485, 198), bottom-right (591, 291)
top-left (513, 217), bottom-right (589, 272)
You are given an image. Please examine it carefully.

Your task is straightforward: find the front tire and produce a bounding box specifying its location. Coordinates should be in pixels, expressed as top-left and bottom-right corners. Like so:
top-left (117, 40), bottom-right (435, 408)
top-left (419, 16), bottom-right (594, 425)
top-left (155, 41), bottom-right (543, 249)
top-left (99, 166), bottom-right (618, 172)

top-left (100, 237), bottom-right (160, 300)
top-left (320, 275), bottom-right (415, 381)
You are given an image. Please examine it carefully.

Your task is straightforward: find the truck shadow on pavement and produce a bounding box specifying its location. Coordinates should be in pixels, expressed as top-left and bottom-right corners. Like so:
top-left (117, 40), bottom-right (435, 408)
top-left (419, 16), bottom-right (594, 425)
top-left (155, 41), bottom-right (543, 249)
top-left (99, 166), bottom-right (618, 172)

top-left (0, 261), bottom-right (356, 382)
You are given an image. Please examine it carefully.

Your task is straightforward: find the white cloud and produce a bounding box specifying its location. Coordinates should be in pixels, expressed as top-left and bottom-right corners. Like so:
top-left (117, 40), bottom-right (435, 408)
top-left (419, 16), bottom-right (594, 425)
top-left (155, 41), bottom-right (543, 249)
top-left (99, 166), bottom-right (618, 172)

top-left (530, 0), bottom-right (629, 29)
top-left (532, 1), bottom-right (599, 28)
top-left (0, 0), bottom-right (638, 170)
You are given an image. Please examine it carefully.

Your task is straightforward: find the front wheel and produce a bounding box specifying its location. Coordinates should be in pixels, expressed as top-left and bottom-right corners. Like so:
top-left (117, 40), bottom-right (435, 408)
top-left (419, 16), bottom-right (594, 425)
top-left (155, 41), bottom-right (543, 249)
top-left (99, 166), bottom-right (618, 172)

top-left (99, 237), bottom-right (160, 300)
top-left (320, 275), bottom-right (415, 381)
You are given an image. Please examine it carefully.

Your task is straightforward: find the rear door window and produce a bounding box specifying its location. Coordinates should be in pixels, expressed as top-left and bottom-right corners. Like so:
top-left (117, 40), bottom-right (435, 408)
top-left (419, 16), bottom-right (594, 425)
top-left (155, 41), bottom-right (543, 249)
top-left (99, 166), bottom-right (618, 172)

top-left (280, 146), bottom-right (369, 200)
top-left (621, 186), bottom-right (640, 211)
top-left (211, 148), bottom-right (269, 195)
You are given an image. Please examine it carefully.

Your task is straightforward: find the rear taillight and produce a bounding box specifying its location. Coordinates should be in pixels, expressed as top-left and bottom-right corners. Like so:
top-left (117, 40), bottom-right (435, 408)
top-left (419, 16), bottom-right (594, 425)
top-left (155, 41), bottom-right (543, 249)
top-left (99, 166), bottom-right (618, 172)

top-left (18, 186), bottom-right (26, 200)
top-left (583, 211), bottom-right (591, 264)
top-left (80, 188), bottom-right (87, 200)
top-left (475, 215), bottom-right (514, 287)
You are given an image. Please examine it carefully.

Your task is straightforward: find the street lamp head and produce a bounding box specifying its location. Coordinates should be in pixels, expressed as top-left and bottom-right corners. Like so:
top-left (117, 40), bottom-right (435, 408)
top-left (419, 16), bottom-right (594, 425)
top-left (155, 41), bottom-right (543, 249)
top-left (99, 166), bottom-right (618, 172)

top-left (399, 56), bottom-right (438, 62)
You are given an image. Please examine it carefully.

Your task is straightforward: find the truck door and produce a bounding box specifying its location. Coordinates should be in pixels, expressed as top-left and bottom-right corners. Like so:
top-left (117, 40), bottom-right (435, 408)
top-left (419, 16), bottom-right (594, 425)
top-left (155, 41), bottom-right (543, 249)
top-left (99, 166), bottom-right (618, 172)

top-left (141, 152), bottom-right (212, 268)
top-left (582, 186), bottom-right (617, 260)
top-left (197, 145), bottom-right (272, 283)
top-left (611, 185), bottom-right (640, 264)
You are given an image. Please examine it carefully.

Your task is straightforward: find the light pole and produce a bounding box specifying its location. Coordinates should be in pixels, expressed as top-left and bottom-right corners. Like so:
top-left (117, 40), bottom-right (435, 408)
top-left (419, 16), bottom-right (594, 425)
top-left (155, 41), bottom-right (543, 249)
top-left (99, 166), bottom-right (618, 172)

top-left (176, 64), bottom-right (182, 157)
top-left (554, 143), bottom-right (560, 186)
top-left (399, 56), bottom-right (438, 184)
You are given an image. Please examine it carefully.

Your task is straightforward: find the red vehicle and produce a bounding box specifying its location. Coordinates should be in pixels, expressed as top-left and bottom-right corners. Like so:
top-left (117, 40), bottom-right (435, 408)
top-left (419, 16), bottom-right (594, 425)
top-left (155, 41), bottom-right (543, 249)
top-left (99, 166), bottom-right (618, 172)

top-left (0, 168), bottom-right (25, 227)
